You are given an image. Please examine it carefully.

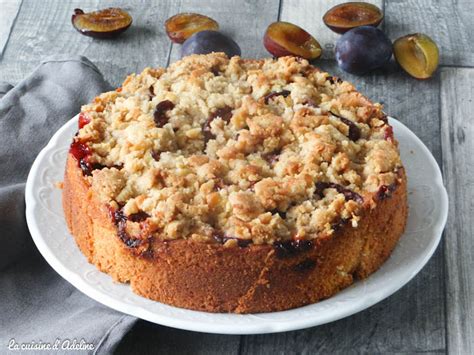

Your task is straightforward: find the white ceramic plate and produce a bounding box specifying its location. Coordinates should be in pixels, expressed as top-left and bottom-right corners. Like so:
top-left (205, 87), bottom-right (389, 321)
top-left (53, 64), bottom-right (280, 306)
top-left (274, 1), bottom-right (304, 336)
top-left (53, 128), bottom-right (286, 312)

top-left (25, 116), bottom-right (448, 335)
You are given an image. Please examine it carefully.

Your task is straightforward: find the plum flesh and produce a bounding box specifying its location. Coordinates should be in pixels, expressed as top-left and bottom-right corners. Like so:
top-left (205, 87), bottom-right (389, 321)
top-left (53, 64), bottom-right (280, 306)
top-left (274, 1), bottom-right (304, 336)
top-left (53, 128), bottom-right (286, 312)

top-left (323, 2), bottom-right (383, 34)
top-left (72, 8), bottom-right (132, 38)
top-left (394, 33), bottom-right (439, 79)
top-left (165, 13), bottom-right (219, 44)
top-left (264, 21), bottom-right (322, 60)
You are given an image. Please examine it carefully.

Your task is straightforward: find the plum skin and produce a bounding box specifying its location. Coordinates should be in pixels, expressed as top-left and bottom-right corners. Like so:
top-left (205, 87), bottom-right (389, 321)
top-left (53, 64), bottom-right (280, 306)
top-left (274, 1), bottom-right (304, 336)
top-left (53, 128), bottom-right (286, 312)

top-left (335, 26), bottom-right (392, 75)
top-left (181, 30), bottom-right (241, 58)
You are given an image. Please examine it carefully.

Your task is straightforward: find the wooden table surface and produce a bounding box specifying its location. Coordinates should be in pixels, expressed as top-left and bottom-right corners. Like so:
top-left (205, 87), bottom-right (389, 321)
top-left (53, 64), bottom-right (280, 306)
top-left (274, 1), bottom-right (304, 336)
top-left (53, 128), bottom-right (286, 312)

top-left (1, 0), bottom-right (472, 353)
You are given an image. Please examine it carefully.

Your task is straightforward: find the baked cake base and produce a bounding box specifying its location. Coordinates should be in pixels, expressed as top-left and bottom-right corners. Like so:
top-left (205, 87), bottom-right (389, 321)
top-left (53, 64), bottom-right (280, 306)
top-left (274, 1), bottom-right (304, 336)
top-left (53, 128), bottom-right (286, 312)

top-left (63, 154), bottom-right (407, 313)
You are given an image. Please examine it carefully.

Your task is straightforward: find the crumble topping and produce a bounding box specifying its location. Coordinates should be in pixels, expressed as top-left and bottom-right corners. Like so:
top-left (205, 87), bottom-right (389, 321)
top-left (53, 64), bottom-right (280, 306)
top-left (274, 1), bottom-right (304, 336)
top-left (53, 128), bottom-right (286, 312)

top-left (74, 53), bottom-right (402, 245)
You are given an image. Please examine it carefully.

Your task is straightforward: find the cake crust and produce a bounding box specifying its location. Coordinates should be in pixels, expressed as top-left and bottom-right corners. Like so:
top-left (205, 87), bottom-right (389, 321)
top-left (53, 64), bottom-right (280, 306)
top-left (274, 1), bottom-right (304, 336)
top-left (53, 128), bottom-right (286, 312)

top-left (63, 154), bottom-right (407, 313)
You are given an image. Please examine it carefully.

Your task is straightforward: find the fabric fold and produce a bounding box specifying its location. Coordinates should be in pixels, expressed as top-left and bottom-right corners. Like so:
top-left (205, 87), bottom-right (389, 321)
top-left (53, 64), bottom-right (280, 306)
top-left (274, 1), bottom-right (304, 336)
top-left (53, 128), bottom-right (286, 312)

top-left (0, 56), bottom-right (136, 354)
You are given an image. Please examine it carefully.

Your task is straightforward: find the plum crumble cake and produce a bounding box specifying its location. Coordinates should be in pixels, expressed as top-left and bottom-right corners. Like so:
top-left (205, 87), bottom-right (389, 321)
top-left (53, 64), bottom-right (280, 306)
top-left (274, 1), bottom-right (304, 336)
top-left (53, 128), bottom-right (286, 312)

top-left (63, 53), bottom-right (407, 313)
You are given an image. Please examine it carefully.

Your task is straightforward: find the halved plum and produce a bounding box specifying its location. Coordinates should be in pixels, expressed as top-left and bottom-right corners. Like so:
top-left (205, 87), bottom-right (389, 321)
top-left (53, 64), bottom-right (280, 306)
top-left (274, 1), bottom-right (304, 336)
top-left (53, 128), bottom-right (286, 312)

top-left (394, 33), bottom-right (439, 79)
top-left (72, 8), bottom-right (132, 38)
top-left (264, 21), bottom-right (322, 60)
top-left (323, 2), bottom-right (383, 34)
top-left (165, 13), bottom-right (219, 44)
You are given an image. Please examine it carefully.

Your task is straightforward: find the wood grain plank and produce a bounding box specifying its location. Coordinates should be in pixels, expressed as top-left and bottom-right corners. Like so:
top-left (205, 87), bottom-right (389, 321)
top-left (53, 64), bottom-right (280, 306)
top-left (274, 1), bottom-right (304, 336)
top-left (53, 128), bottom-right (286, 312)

top-left (0, 0), bottom-right (179, 86)
top-left (167, 0), bottom-right (280, 63)
top-left (115, 321), bottom-right (240, 355)
top-left (280, 0), bottom-right (383, 60)
top-left (240, 61), bottom-right (446, 354)
top-left (0, 0), bottom-right (22, 57)
top-left (441, 67), bottom-right (474, 354)
top-left (385, 0), bottom-right (474, 67)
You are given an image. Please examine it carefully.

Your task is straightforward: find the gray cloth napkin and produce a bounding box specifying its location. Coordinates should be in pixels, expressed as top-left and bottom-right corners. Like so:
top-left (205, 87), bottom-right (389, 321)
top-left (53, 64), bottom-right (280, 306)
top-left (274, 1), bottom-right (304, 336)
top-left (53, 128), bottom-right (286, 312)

top-left (0, 56), bottom-right (137, 354)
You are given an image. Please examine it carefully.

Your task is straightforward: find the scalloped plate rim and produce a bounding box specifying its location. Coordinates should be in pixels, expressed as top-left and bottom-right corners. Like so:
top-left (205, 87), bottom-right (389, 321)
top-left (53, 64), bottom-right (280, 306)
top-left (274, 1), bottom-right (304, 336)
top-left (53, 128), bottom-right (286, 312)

top-left (25, 115), bottom-right (448, 335)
